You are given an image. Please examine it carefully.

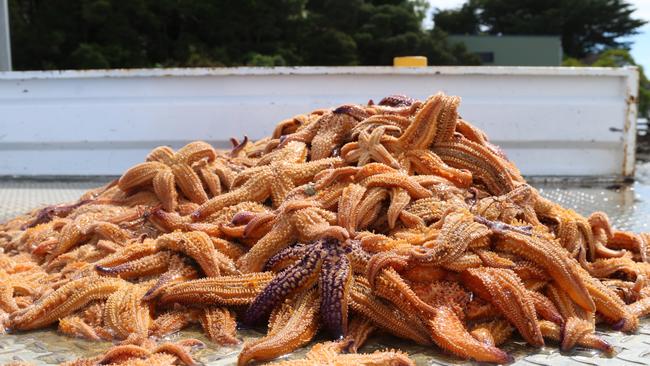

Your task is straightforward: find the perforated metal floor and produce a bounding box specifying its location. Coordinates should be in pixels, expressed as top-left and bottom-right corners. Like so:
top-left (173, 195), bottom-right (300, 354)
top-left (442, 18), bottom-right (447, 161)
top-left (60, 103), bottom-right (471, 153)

top-left (0, 179), bottom-right (111, 223)
top-left (1, 177), bottom-right (649, 365)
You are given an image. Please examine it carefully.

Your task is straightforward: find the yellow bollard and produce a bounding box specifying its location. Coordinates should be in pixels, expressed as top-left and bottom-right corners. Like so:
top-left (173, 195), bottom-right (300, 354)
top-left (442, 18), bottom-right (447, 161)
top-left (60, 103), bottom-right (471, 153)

top-left (393, 56), bottom-right (428, 67)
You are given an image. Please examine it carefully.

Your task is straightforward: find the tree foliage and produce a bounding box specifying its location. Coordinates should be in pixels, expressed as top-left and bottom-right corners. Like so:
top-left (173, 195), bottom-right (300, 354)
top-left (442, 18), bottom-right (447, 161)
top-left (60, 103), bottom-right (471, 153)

top-left (8, 0), bottom-right (478, 70)
top-left (433, 0), bottom-right (646, 58)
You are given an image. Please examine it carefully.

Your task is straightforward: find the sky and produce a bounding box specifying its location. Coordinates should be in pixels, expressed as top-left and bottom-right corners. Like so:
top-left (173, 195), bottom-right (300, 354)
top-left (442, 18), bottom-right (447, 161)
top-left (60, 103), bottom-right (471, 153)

top-left (426, 0), bottom-right (650, 72)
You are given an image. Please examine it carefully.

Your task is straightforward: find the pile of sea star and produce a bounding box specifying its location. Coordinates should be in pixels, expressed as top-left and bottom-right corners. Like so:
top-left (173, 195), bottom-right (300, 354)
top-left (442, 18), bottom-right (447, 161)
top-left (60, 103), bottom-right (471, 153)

top-left (1, 93), bottom-right (650, 366)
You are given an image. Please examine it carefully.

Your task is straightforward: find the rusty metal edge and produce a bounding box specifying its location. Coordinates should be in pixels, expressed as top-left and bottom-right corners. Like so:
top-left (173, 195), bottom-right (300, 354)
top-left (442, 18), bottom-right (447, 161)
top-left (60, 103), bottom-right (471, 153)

top-left (623, 67), bottom-right (640, 177)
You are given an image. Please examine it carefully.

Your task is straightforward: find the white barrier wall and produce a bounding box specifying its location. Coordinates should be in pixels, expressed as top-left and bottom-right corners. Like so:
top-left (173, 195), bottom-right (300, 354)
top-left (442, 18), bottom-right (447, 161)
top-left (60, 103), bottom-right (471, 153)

top-left (0, 66), bottom-right (639, 177)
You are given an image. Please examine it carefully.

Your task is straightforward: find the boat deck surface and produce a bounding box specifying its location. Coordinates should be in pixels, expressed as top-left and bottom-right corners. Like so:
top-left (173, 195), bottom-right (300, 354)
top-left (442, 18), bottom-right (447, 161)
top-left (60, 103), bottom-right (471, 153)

top-left (1, 176), bottom-right (650, 365)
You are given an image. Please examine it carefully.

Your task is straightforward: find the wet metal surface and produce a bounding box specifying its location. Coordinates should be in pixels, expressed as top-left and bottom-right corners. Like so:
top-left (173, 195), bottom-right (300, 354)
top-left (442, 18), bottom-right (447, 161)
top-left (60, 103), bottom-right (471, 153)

top-left (1, 176), bottom-right (650, 365)
top-left (0, 178), bottom-right (111, 223)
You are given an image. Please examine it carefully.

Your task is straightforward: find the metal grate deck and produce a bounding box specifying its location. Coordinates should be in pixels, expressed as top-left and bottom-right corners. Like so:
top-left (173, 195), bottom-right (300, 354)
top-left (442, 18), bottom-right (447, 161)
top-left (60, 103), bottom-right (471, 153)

top-left (1, 177), bottom-right (649, 365)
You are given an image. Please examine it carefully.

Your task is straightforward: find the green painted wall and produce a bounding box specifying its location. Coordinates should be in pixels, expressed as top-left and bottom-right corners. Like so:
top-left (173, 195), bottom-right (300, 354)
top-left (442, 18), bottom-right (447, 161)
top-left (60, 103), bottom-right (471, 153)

top-left (448, 35), bottom-right (562, 66)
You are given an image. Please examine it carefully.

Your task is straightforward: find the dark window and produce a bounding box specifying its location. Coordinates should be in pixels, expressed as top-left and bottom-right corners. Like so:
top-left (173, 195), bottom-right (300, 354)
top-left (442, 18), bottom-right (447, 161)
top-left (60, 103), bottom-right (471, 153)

top-left (476, 52), bottom-right (494, 63)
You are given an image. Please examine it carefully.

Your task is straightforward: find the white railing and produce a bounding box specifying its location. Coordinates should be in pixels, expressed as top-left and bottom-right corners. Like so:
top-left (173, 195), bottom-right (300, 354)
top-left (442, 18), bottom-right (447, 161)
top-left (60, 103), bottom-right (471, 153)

top-left (0, 66), bottom-right (639, 177)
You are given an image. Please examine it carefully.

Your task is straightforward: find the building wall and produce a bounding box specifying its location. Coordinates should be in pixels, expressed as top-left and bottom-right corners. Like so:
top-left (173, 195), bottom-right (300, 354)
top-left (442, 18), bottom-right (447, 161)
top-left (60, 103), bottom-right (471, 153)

top-left (448, 35), bottom-right (562, 66)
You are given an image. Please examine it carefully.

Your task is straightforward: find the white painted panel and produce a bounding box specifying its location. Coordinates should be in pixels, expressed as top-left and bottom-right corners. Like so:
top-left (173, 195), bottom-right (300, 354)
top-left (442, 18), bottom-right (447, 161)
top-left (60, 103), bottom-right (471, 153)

top-left (0, 66), bottom-right (638, 176)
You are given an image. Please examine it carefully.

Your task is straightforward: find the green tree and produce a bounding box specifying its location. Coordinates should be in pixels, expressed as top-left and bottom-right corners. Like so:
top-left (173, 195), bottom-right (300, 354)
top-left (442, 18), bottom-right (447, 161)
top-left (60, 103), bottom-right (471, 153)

top-left (9, 0), bottom-right (477, 69)
top-left (9, 0), bottom-right (308, 69)
top-left (433, 0), bottom-right (646, 58)
top-left (433, 0), bottom-right (481, 35)
top-left (304, 0), bottom-right (479, 65)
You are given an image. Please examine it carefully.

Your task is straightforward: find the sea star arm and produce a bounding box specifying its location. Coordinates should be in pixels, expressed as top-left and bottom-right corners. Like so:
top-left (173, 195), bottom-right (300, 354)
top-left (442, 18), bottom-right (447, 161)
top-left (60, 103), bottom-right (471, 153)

top-left (341, 127), bottom-right (400, 169)
top-left (432, 138), bottom-right (518, 195)
top-left (264, 244), bottom-right (310, 272)
top-left (395, 93), bottom-right (459, 149)
top-left (88, 221), bottom-right (131, 243)
top-left (272, 344), bottom-right (416, 366)
top-left (319, 249), bottom-right (352, 339)
top-left (171, 162), bottom-right (209, 205)
top-left (365, 129), bottom-right (401, 168)
top-left (153, 168), bottom-right (178, 211)
top-left (372, 268), bottom-right (441, 327)
top-left (571, 259), bottom-right (637, 331)
top-left (158, 272), bottom-right (273, 305)
top-left (366, 210), bottom-right (488, 283)
top-left (387, 188), bottom-right (411, 229)
top-left (194, 160), bottom-right (222, 196)
top-left (609, 231), bottom-right (648, 262)
top-left (343, 316), bottom-right (376, 352)
top-left (152, 339), bottom-right (204, 366)
top-left (237, 218), bottom-right (296, 273)
top-left (286, 158), bottom-right (345, 185)
top-left (95, 344), bottom-right (152, 364)
top-left (354, 187), bottom-right (388, 230)
top-left (405, 149), bottom-right (472, 188)
top-left (361, 173), bottom-right (432, 199)
top-left (150, 310), bottom-right (192, 338)
top-left (10, 276), bottom-right (126, 330)
top-left (95, 251), bottom-right (173, 279)
top-left (538, 320), bottom-right (612, 353)
top-left (257, 141), bottom-right (308, 166)
top-left (278, 113), bottom-right (323, 146)
top-left (628, 296), bottom-right (650, 318)
top-left (92, 240), bottom-right (158, 268)
top-left (349, 276), bottom-right (431, 345)
top-left (47, 221), bottom-right (87, 260)
top-left (310, 110), bottom-right (360, 160)
top-left (461, 267), bottom-right (544, 347)
top-left (494, 232), bottom-right (595, 312)
top-left (238, 289), bottom-right (320, 365)
top-left (545, 283), bottom-right (597, 351)
top-left (337, 183), bottom-right (367, 234)
top-left (427, 305), bottom-right (512, 363)
top-left (118, 161), bottom-right (167, 192)
top-left (272, 115), bottom-right (309, 140)
top-left (297, 217), bottom-right (349, 243)
top-left (351, 113), bottom-right (410, 137)
top-left (141, 255), bottom-right (198, 300)
top-left (175, 141), bottom-right (216, 165)
top-left (244, 246), bottom-right (323, 325)
top-left (469, 319), bottom-right (514, 347)
top-left (155, 231), bottom-right (222, 277)
top-left (103, 282), bottom-right (152, 339)
top-left (191, 171), bottom-right (273, 220)
top-left (199, 306), bottom-right (239, 345)
top-left (527, 289), bottom-right (563, 325)
top-left (58, 315), bottom-right (104, 341)
top-left (146, 145), bottom-right (175, 164)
